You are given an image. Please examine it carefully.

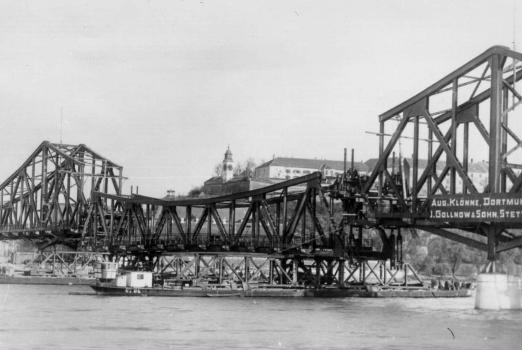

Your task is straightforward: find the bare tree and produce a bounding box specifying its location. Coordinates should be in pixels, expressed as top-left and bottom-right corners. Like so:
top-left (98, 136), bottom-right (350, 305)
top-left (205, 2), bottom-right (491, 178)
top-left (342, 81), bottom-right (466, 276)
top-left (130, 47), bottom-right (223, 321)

top-left (234, 158), bottom-right (257, 177)
top-left (213, 162), bottom-right (223, 177)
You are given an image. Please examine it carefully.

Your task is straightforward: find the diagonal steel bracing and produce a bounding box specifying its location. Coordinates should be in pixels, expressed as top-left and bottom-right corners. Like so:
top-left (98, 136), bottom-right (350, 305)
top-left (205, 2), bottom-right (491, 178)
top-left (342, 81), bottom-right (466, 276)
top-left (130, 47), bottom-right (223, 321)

top-left (0, 141), bottom-right (122, 248)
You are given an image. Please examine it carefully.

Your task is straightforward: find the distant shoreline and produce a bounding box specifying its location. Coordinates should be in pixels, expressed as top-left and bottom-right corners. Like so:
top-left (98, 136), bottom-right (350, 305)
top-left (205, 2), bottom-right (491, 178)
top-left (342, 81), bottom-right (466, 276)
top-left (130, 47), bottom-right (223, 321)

top-left (0, 275), bottom-right (95, 286)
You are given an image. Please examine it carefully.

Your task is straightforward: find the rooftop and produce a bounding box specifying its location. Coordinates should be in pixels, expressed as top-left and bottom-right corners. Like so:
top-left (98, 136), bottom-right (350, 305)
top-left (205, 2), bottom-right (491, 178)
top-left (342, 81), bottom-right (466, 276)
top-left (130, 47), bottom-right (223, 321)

top-left (257, 157), bottom-right (369, 172)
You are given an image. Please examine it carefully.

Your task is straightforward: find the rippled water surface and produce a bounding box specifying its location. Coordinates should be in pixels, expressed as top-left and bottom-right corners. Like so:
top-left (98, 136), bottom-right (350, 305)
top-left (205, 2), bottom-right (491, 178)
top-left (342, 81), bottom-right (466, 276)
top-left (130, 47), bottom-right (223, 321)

top-left (0, 284), bottom-right (520, 349)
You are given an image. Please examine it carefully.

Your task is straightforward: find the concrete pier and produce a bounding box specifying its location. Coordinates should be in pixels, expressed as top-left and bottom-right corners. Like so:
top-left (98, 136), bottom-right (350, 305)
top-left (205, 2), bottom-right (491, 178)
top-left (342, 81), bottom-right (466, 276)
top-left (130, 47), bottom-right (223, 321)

top-left (475, 273), bottom-right (522, 310)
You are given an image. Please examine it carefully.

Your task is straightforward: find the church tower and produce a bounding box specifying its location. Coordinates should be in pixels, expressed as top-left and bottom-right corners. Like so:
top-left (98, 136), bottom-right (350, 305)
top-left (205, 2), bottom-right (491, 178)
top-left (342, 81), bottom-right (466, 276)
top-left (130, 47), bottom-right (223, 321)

top-left (222, 146), bottom-right (234, 182)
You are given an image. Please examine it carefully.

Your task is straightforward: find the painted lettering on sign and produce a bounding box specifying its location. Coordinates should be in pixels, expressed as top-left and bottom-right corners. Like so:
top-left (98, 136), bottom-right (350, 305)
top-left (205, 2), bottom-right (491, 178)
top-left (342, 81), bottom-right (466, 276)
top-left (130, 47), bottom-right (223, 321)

top-left (429, 193), bottom-right (522, 222)
top-left (432, 197), bottom-right (521, 207)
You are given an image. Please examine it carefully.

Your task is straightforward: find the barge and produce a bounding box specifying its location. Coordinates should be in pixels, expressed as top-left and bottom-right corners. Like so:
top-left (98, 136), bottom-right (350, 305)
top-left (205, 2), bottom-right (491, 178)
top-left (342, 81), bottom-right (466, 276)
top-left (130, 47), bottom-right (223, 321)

top-left (91, 283), bottom-right (472, 298)
top-left (90, 266), bottom-right (472, 298)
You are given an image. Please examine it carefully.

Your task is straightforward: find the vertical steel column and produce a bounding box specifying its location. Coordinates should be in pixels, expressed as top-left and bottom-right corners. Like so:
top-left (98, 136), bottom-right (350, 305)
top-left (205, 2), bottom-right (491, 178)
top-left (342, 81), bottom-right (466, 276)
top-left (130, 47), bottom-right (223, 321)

top-left (292, 259), bottom-right (298, 285)
top-left (186, 206), bottom-right (192, 245)
top-left (77, 151), bottom-right (84, 227)
top-left (489, 54), bottom-right (503, 193)
top-left (207, 205), bottom-right (212, 245)
top-left (390, 233), bottom-right (396, 267)
top-left (20, 175), bottom-right (24, 228)
top-left (146, 204), bottom-right (150, 245)
top-left (229, 200), bottom-right (236, 242)
top-left (103, 160), bottom-right (108, 204)
top-left (463, 122), bottom-right (469, 194)
top-left (397, 228), bottom-right (403, 264)
top-left (383, 261), bottom-right (387, 284)
top-left (450, 79), bottom-right (458, 194)
top-left (31, 160), bottom-right (36, 226)
top-left (108, 199), bottom-right (114, 245)
top-left (65, 165), bottom-right (71, 226)
top-left (52, 250), bottom-right (56, 275)
top-left (269, 259), bottom-right (274, 285)
top-left (118, 167), bottom-right (123, 195)
top-left (127, 206), bottom-right (131, 246)
top-left (487, 227), bottom-right (497, 262)
top-left (218, 257), bottom-right (223, 284)
top-left (301, 195), bottom-right (307, 243)
top-left (10, 181), bottom-right (14, 226)
top-left (275, 201), bottom-right (281, 238)
top-left (195, 254), bottom-right (200, 278)
top-left (53, 153), bottom-right (60, 225)
top-left (282, 188), bottom-right (287, 238)
top-left (251, 202), bottom-right (257, 246)
top-left (412, 116), bottom-right (419, 214)
top-left (311, 187), bottom-right (316, 243)
top-left (91, 158), bottom-right (96, 195)
top-left (244, 256), bottom-right (250, 284)
top-left (254, 201), bottom-right (260, 247)
top-left (427, 129), bottom-right (433, 195)
top-left (378, 121), bottom-right (384, 196)
top-left (500, 86), bottom-right (509, 192)
top-left (41, 148), bottom-right (48, 219)
top-left (360, 260), bottom-right (365, 284)
top-left (166, 207), bottom-right (172, 243)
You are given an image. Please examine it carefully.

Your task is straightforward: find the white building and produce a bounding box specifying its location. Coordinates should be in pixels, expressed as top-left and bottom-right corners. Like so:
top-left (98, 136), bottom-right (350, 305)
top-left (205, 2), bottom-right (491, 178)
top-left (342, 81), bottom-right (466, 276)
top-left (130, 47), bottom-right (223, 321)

top-left (255, 157), bottom-right (368, 180)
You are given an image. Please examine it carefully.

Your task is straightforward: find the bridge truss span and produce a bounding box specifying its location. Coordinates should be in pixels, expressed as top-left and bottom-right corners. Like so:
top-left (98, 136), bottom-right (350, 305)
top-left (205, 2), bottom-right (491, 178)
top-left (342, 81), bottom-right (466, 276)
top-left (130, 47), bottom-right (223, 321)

top-left (1, 45), bottom-right (520, 283)
top-left (89, 172), bottom-right (335, 255)
top-left (367, 46), bottom-right (522, 202)
top-left (331, 45), bottom-right (522, 263)
top-left (0, 141), bottom-right (123, 247)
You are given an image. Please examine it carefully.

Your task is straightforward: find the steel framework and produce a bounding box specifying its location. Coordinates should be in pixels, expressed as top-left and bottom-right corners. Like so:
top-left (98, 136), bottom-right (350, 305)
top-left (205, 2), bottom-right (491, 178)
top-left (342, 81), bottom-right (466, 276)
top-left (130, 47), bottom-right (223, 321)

top-left (23, 250), bottom-right (110, 276)
top-left (338, 46), bottom-right (522, 263)
top-left (1, 45), bottom-right (520, 282)
top-left (152, 252), bottom-right (422, 289)
top-left (90, 173), bottom-right (338, 257)
top-left (85, 168), bottom-right (412, 286)
top-left (0, 141), bottom-right (122, 248)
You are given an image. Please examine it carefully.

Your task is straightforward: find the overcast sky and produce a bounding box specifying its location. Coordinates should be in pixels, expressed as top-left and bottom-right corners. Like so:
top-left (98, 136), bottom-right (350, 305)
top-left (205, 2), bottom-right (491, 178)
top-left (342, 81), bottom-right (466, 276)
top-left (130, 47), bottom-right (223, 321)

top-left (1, 0), bottom-right (520, 196)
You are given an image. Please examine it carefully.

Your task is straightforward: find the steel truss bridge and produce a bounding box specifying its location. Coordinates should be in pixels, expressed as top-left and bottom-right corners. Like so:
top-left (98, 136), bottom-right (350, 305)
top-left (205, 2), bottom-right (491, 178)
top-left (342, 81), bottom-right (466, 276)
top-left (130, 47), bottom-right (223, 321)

top-left (348, 45), bottom-right (522, 268)
top-left (1, 46), bottom-right (521, 288)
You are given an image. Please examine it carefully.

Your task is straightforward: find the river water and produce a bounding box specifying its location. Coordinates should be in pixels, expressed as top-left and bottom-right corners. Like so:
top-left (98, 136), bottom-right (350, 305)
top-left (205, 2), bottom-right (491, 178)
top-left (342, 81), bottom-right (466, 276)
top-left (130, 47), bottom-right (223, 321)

top-left (0, 284), bottom-right (520, 349)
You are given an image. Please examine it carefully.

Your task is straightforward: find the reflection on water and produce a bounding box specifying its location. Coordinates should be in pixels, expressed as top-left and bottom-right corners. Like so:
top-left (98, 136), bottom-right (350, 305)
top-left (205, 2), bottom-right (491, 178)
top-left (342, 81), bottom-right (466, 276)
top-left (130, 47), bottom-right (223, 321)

top-left (0, 284), bottom-right (520, 349)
